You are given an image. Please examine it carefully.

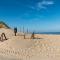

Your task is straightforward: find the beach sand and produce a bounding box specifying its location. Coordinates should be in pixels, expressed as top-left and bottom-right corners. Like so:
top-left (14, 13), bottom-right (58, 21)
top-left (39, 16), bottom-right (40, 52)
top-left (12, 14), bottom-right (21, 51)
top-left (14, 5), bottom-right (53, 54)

top-left (0, 28), bottom-right (60, 60)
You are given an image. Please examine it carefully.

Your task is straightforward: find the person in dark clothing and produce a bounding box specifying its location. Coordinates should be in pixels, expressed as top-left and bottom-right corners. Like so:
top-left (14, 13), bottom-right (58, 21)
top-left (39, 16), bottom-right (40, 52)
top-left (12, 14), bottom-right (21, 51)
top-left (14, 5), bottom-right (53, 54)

top-left (14, 27), bottom-right (17, 36)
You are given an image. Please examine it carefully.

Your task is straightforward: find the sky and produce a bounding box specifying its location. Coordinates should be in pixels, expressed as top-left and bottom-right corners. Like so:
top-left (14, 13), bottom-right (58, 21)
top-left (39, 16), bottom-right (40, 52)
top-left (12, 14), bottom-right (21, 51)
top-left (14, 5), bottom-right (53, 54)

top-left (0, 0), bottom-right (60, 32)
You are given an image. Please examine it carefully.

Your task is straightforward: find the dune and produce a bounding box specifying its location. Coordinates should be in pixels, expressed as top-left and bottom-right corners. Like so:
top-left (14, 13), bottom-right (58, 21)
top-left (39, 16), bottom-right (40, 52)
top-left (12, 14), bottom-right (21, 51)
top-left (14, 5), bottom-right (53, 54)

top-left (0, 28), bottom-right (60, 60)
top-left (0, 28), bottom-right (14, 39)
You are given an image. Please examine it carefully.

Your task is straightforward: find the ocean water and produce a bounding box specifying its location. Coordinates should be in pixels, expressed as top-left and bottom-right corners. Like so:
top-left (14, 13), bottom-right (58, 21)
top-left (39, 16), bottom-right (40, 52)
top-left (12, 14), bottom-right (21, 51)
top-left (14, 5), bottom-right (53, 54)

top-left (35, 32), bottom-right (60, 35)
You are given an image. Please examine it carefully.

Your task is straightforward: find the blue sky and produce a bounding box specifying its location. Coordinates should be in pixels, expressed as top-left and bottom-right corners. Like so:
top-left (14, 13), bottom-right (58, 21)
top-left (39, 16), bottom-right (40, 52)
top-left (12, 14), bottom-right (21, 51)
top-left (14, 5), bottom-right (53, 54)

top-left (0, 0), bottom-right (60, 32)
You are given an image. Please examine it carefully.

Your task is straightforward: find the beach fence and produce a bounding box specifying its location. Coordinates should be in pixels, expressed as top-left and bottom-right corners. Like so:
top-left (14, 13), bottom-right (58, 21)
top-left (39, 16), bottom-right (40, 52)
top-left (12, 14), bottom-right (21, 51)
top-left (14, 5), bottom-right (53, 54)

top-left (0, 33), bottom-right (7, 42)
top-left (13, 27), bottom-right (37, 39)
top-left (13, 27), bottom-right (26, 39)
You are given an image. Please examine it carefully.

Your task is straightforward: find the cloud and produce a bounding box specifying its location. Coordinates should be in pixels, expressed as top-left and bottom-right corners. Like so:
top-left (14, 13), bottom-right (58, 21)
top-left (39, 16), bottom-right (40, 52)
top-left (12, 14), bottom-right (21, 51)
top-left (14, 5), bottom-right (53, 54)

top-left (30, 6), bottom-right (35, 9)
top-left (30, 0), bottom-right (54, 10)
top-left (41, 0), bottom-right (54, 5)
top-left (37, 2), bottom-right (46, 9)
top-left (37, 0), bottom-right (54, 9)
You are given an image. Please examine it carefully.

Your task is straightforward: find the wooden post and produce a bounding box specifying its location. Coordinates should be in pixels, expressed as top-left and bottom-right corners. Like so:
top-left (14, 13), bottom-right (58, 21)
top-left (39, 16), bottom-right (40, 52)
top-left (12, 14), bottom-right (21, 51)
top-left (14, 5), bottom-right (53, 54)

top-left (20, 27), bottom-right (21, 32)
top-left (31, 32), bottom-right (35, 39)
top-left (24, 34), bottom-right (25, 39)
top-left (27, 28), bottom-right (28, 34)
top-left (23, 26), bottom-right (24, 33)
top-left (1, 33), bottom-right (7, 41)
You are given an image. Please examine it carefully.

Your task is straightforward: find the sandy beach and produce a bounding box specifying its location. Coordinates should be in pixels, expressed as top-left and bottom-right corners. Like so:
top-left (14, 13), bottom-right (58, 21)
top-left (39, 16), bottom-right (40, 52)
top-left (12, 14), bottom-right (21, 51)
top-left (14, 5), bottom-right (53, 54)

top-left (0, 28), bottom-right (60, 60)
top-left (0, 0), bottom-right (59, 59)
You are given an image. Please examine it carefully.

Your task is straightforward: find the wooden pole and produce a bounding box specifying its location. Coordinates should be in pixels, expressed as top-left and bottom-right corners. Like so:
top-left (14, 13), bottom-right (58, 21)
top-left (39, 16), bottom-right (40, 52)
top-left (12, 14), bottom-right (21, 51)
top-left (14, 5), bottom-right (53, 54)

top-left (23, 26), bottom-right (24, 33)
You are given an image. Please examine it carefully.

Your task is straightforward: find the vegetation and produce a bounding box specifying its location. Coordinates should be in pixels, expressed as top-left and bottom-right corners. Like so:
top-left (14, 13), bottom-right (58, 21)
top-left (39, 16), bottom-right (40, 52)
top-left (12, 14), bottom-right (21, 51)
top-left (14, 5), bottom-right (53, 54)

top-left (0, 21), bottom-right (10, 28)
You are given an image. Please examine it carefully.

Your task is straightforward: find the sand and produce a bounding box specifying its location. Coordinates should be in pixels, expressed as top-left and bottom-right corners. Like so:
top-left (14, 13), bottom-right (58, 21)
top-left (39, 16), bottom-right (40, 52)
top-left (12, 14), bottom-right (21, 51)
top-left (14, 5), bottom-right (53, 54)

top-left (0, 28), bottom-right (60, 60)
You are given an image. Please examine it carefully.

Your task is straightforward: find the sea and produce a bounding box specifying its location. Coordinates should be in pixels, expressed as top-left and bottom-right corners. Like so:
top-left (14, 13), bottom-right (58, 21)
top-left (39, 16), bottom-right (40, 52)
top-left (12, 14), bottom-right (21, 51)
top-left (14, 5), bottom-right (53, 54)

top-left (35, 32), bottom-right (60, 35)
